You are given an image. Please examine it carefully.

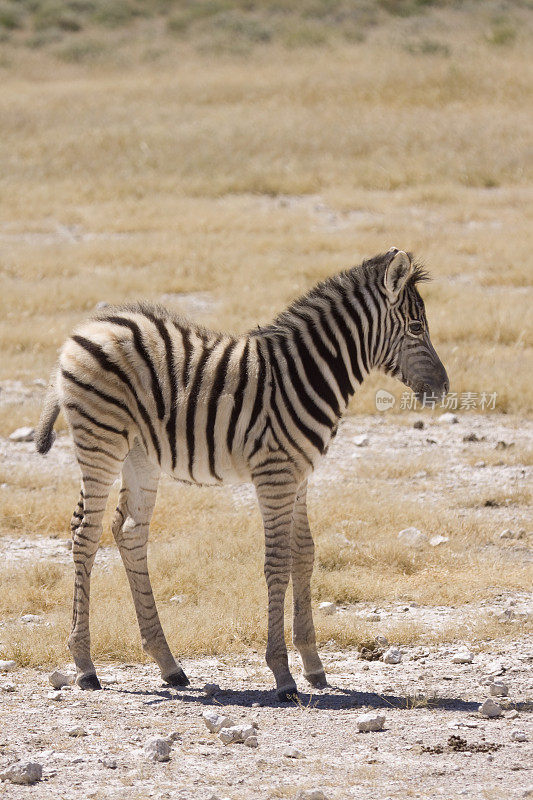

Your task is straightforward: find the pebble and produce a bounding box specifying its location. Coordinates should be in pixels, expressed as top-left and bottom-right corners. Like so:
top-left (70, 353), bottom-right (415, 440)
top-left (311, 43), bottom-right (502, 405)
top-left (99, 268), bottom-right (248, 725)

top-left (144, 736), bottom-right (171, 762)
top-left (413, 420), bottom-right (424, 429)
top-left (219, 725), bottom-right (255, 745)
top-left (47, 690), bottom-right (62, 701)
top-left (511, 731), bottom-right (528, 742)
top-left (479, 698), bottom-right (502, 718)
top-left (499, 529), bottom-right (524, 540)
top-left (452, 648), bottom-right (474, 664)
top-left (202, 710), bottom-right (235, 733)
top-left (1, 682), bottom-right (15, 692)
top-left (244, 735), bottom-right (259, 748)
top-left (0, 761), bottom-right (42, 785)
top-left (352, 434), bottom-right (369, 447)
top-left (318, 601), bottom-right (337, 616)
top-left (8, 426), bottom-right (35, 442)
top-left (429, 535), bottom-right (449, 547)
top-left (489, 681), bottom-right (509, 697)
top-left (508, 709), bottom-right (519, 719)
top-left (438, 413), bottom-right (459, 424)
top-left (375, 635), bottom-right (389, 647)
top-left (68, 727), bottom-right (87, 737)
top-left (48, 670), bottom-right (72, 689)
top-left (101, 757), bottom-right (117, 769)
top-left (523, 788), bottom-right (533, 799)
top-left (357, 712), bottom-right (385, 732)
top-left (21, 614), bottom-right (41, 623)
top-left (365, 612), bottom-right (381, 622)
top-left (0, 660), bottom-right (17, 672)
top-left (283, 747), bottom-right (305, 758)
top-left (297, 791), bottom-right (328, 800)
top-left (398, 527), bottom-right (428, 547)
top-left (203, 683), bottom-right (221, 697)
top-left (383, 646), bottom-right (402, 664)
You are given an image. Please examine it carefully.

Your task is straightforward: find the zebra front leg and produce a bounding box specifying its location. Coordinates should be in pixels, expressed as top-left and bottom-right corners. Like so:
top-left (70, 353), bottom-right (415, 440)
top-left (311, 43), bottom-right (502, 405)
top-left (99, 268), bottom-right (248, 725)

top-left (112, 444), bottom-right (188, 687)
top-left (255, 479), bottom-right (298, 702)
top-left (291, 481), bottom-right (326, 688)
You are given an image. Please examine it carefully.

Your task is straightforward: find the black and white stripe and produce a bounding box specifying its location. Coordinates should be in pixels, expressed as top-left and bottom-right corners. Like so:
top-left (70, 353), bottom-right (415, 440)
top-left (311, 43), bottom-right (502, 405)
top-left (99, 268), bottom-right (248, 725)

top-left (35, 248), bottom-right (448, 698)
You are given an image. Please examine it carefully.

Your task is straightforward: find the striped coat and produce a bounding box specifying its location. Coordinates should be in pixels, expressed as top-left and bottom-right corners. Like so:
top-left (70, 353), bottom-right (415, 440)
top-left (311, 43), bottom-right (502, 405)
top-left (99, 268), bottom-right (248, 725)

top-left (36, 248), bottom-right (448, 699)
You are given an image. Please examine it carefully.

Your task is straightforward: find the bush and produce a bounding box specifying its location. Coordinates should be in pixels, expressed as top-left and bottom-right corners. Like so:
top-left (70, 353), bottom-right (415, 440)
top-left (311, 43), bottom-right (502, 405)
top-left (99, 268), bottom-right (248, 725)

top-left (0, 1), bottom-right (24, 30)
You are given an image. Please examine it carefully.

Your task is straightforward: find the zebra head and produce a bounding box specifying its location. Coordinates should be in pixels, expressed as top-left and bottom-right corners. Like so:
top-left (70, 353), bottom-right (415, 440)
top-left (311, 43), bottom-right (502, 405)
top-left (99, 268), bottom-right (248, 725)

top-left (380, 248), bottom-right (449, 405)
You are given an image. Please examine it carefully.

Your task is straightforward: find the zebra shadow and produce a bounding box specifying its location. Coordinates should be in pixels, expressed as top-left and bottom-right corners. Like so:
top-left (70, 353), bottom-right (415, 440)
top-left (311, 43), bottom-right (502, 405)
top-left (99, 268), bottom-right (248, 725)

top-left (111, 684), bottom-right (485, 713)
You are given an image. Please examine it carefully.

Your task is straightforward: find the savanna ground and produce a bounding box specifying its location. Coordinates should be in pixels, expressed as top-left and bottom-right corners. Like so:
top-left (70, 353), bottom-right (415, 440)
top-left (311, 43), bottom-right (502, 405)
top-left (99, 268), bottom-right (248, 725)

top-left (0, 1), bottom-right (532, 798)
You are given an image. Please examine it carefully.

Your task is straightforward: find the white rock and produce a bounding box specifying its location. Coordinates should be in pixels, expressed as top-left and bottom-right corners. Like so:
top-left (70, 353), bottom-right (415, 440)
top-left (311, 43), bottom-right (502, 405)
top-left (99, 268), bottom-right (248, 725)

top-left (438, 413), bottom-right (459, 424)
top-left (1, 683), bottom-right (15, 692)
top-left (202, 710), bottom-right (234, 733)
top-left (523, 787), bottom-right (533, 799)
top-left (144, 736), bottom-right (171, 762)
top-left (352, 435), bottom-right (369, 447)
top-left (219, 724), bottom-right (255, 745)
top-left (375, 635), bottom-right (389, 647)
top-left (383, 646), bottom-right (402, 664)
top-left (499, 528), bottom-right (524, 540)
top-left (67, 727), bottom-right (87, 737)
top-left (0, 761), bottom-right (42, 785)
top-left (48, 670), bottom-right (72, 689)
top-left (357, 712), bottom-right (385, 732)
top-left (398, 527), bottom-right (428, 547)
top-left (283, 746), bottom-right (305, 758)
top-left (489, 681), bottom-right (509, 697)
top-left (0, 660), bottom-right (17, 672)
top-left (508, 709), bottom-right (519, 719)
top-left (479, 698), bottom-right (502, 718)
top-left (9, 426), bottom-right (34, 442)
top-left (511, 730), bottom-right (528, 742)
top-left (318, 601), bottom-right (336, 616)
top-left (99, 674), bottom-right (118, 685)
top-left (101, 757), bottom-right (117, 769)
top-left (21, 614), bottom-right (41, 623)
top-left (365, 612), bottom-right (381, 622)
top-left (297, 791), bottom-right (329, 800)
top-left (452, 648), bottom-right (474, 664)
top-left (95, 301), bottom-right (109, 310)
top-left (203, 683), bottom-right (221, 697)
top-left (47, 690), bottom-right (62, 701)
top-left (244, 735), bottom-right (258, 748)
top-left (429, 535), bottom-right (449, 547)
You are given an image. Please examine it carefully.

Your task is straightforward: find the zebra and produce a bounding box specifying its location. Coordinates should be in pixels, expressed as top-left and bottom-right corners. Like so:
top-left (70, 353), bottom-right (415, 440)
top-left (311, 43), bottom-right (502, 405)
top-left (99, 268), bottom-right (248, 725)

top-left (35, 247), bottom-right (448, 701)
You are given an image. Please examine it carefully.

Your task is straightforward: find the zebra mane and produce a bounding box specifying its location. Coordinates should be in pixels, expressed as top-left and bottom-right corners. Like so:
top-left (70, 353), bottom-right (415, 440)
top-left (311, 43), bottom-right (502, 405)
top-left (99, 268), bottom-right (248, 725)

top-left (267, 252), bottom-right (430, 332)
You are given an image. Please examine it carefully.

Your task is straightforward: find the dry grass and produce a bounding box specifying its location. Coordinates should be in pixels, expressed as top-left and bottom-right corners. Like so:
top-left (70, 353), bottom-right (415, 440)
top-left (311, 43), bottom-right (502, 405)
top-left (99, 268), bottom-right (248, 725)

top-left (1, 473), bottom-right (531, 667)
top-left (0, 4), bottom-right (532, 666)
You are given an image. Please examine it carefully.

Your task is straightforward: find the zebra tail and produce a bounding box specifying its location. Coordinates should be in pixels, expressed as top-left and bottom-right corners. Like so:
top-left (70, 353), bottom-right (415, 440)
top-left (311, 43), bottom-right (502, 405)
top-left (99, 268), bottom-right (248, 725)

top-left (35, 372), bottom-right (60, 454)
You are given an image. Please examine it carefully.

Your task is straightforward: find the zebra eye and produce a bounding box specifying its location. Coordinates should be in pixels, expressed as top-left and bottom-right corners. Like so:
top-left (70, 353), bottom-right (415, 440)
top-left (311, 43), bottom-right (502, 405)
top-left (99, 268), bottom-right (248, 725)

top-left (408, 321), bottom-right (423, 335)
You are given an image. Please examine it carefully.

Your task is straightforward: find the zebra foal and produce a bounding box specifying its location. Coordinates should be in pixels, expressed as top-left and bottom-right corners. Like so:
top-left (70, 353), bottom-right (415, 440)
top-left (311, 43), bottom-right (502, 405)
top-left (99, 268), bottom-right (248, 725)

top-left (36, 248), bottom-right (448, 700)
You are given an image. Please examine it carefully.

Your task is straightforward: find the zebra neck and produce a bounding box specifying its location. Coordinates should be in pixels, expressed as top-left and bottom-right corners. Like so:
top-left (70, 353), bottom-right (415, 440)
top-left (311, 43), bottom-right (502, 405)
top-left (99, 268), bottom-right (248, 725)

top-left (263, 291), bottom-right (374, 422)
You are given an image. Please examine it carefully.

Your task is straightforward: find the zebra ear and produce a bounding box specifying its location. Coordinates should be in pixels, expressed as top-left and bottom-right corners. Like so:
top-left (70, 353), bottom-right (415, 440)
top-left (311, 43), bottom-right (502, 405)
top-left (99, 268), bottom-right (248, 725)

top-left (384, 250), bottom-right (412, 299)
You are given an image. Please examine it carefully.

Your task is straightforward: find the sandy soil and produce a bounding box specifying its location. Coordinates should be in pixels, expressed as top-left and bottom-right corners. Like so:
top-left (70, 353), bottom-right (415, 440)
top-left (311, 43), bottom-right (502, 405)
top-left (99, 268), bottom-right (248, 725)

top-left (1, 642), bottom-right (532, 800)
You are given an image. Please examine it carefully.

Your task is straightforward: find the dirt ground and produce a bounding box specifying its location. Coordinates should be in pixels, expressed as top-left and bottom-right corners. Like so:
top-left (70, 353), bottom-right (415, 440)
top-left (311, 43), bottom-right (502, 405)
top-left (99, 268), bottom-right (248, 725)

top-left (1, 640), bottom-right (532, 800)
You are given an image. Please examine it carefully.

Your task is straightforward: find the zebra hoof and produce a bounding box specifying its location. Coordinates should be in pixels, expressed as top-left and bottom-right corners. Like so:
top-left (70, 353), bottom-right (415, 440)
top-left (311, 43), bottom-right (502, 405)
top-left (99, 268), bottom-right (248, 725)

top-left (305, 670), bottom-right (328, 689)
top-left (276, 686), bottom-right (299, 703)
top-left (164, 668), bottom-right (190, 688)
top-left (77, 674), bottom-right (102, 691)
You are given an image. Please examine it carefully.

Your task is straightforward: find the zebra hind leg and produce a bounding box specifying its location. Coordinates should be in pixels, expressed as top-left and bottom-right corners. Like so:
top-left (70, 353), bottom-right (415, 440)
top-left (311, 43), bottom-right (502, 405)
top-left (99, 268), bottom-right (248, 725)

top-left (112, 443), bottom-right (189, 688)
top-left (291, 481), bottom-right (327, 689)
top-left (69, 444), bottom-right (125, 690)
